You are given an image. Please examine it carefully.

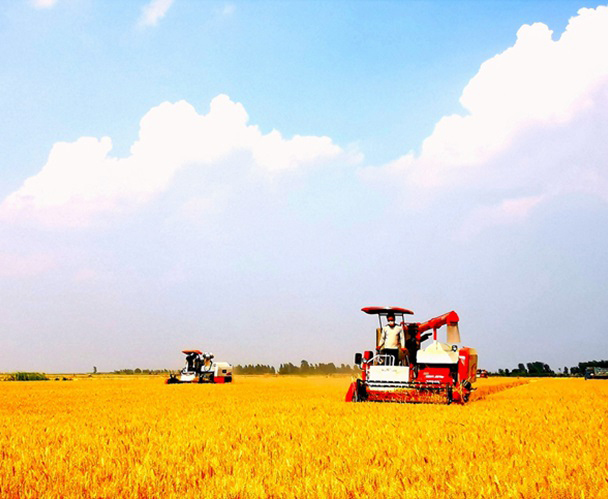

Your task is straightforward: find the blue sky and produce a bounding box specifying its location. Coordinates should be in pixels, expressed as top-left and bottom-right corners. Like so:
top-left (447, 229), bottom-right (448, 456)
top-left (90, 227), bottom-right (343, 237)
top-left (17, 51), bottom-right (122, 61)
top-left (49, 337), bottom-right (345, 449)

top-left (1, 0), bottom-right (607, 372)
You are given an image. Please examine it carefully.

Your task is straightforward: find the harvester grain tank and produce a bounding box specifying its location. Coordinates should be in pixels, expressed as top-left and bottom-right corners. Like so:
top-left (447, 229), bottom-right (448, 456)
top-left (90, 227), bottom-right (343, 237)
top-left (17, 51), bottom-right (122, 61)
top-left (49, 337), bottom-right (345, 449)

top-left (166, 350), bottom-right (233, 384)
top-left (346, 307), bottom-right (478, 404)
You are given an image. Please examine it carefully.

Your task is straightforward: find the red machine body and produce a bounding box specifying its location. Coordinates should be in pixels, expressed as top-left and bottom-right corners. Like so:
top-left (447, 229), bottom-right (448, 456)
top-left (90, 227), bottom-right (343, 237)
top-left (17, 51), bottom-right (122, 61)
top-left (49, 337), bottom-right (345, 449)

top-left (346, 307), bottom-right (478, 404)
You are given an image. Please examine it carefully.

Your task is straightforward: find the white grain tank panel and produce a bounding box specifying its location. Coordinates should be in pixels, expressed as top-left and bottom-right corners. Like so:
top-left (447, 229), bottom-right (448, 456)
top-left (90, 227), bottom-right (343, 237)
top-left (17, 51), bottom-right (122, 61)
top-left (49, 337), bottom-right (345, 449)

top-left (416, 341), bottom-right (459, 364)
top-left (213, 362), bottom-right (233, 376)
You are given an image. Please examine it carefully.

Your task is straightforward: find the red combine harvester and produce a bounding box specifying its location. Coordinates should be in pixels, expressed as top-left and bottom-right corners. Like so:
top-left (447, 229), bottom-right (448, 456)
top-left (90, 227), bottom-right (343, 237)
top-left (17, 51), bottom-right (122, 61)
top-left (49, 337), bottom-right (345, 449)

top-left (166, 350), bottom-right (233, 384)
top-left (346, 307), bottom-right (478, 404)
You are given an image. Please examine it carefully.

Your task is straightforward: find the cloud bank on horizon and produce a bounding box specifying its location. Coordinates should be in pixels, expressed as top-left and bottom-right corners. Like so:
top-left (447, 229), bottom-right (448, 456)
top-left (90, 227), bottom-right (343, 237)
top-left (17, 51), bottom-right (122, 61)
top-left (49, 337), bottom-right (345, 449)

top-left (367, 5), bottom-right (608, 237)
top-left (0, 95), bottom-right (349, 228)
top-left (5, 5), bottom-right (608, 239)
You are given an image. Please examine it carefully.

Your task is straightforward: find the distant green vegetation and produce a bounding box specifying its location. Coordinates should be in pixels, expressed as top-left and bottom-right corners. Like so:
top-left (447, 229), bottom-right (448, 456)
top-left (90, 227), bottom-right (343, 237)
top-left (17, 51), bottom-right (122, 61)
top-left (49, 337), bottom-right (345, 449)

top-left (8, 372), bottom-right (49, 381)
top-left (494, 359), bottom-right (608, 377)
top-left (111, 363), bottom-right (357, 376)
top-left (234, 364), bottom-right (276, 375)
top-left (277, 361), bottom-right (357, 375)
top-left (112, 369), bottom-right (170, 375)
top-left (233, 361), bottom-right (358, 375)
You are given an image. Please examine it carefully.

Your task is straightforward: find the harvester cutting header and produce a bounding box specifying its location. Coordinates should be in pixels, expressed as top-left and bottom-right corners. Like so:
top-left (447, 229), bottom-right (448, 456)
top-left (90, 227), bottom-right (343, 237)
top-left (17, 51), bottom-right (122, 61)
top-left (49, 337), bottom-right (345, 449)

top-left (346, 307), bottom-right (477, 404)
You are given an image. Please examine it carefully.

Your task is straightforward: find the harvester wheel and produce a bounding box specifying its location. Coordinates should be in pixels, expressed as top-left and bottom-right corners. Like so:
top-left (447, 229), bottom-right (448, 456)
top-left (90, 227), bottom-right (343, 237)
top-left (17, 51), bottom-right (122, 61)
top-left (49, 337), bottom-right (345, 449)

top-left (460, 380), bottom-right (472, 404)
top-left (446, 385), bottom-right (453, 405)
top-left (352, 380), bottom-right (361, 402)
top-left (354, 379), bottom-right (367, 402)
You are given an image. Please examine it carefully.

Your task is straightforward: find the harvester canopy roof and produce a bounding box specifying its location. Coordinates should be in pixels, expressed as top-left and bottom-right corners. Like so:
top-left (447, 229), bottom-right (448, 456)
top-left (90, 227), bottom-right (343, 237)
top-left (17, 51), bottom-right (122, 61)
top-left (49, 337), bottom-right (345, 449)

top-left (361, 307), bottom-right (414, 316)
top-left (182, 350), bottom-right (202, 355)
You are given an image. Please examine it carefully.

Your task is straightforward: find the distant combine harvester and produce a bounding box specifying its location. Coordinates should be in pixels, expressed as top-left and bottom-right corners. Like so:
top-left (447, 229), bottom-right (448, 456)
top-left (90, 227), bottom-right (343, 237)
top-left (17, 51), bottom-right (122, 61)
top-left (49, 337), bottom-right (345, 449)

top-left (585, 367), bottom-right (608, 380)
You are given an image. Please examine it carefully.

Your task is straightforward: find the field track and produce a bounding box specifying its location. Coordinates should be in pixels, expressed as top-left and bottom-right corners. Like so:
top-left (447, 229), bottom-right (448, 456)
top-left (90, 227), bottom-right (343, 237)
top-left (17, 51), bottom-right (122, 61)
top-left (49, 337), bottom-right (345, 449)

top-left (1, 376), bottom-right (607, 498)
top-left (469, 377), bottom-right (529, 401)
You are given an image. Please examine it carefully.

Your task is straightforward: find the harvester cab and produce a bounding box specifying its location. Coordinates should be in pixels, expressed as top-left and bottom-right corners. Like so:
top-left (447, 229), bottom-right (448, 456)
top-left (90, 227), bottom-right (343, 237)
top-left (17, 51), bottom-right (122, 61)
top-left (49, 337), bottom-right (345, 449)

top-left (166, 350), bottom-right (233, 384)
top-left (346, 307), bottom-right (478, 404)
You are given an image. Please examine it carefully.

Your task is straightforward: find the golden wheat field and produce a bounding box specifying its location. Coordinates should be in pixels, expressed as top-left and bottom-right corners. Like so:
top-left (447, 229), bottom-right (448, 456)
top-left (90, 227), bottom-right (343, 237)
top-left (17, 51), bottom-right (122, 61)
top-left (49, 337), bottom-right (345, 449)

top-left (1, 376), bottom-right (607, 498)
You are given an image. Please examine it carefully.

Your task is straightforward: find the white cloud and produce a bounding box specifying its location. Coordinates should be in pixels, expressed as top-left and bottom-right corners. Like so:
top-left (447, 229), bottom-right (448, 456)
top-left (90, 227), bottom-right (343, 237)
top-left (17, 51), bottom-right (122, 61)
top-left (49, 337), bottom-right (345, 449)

top-left (0, 95), bottom-right (351, 228)
top-left (368, 5), bottom-right (608, 234)
top-left (31, 0), bottom-right (58, 9)
top-left (137, 0), bottom-right (174, 28)
top-left (177, 192), bottom-right (227, 222)
top-left (457, 194), bottom-right (547, 240)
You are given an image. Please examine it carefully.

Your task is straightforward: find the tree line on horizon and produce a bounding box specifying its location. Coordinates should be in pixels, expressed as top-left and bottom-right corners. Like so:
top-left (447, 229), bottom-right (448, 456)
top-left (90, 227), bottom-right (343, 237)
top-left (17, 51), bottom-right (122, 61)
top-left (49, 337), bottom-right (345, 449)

top-left (235, 361), bottom-right (358, 375)
top-left (112, 368), bottom-right (171, 375)
top-left (108, 361), bottom-right (357, 376)
top-left (5, 359), bottom-right (608, 379)
top-left (109, 359), bottom-right (608, 376)
top-left (494, 360), bottom-right (608, 377)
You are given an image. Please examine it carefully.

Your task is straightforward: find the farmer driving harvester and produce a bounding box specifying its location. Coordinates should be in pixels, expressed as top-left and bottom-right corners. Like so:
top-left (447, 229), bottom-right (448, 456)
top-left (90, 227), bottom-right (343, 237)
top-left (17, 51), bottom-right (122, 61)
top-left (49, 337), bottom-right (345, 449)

top-left (375, 309), bottom-right (433, 366)
top-left (378, 314), bottom-right (404, 365)
top-left (186, 351), bottom-right (198, 371)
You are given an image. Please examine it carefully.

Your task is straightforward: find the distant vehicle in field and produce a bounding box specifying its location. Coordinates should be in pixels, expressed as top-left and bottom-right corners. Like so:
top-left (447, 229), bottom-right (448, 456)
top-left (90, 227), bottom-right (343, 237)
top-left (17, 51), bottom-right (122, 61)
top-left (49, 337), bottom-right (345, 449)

top-left (584, 367), bottom-right (608, 380)
top-left (346, 307), bottom-right (478, 404)
top-left (477, 369), bottom-right (489, 378)
top-left (166, 350), bottom-right (233, 384)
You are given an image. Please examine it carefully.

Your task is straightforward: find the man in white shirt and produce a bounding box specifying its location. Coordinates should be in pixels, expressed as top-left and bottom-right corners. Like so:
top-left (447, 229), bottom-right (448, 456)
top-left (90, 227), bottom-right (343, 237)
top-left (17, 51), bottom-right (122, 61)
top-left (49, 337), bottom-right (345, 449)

top-left (378, 314), bottom-right (405, 365)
